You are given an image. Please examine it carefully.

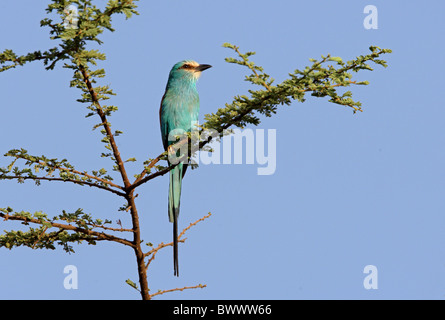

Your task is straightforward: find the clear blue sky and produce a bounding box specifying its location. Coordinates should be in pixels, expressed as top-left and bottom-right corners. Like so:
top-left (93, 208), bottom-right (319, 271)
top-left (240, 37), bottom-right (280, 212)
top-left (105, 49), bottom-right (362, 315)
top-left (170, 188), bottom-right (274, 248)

top-left (0, 0), bottom-right (444, 299)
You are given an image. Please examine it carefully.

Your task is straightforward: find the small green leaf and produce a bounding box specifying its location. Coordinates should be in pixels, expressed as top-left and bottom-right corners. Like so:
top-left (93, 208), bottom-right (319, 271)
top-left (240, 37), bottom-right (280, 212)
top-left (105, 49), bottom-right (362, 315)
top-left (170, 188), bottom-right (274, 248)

top-left (329, 57), bottom-right (343, 63)
top-left (125, 279), bottom-right (140, 292)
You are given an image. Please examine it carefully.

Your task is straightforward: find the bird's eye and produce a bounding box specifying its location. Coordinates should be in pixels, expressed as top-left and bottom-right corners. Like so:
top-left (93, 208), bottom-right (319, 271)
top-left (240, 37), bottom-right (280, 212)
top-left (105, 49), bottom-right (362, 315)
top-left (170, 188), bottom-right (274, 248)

top-left (183, 64), bottom-right (190, 69)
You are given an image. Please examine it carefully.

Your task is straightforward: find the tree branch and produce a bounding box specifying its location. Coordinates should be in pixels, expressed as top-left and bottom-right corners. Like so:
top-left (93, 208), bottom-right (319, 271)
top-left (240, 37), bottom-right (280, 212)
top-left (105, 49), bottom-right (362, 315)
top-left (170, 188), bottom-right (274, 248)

top-left (145, 213), bottom-right (212, 268)
top-left (148, 284), bottom-right (206, 300)
top-left (0, 212), bottom-right (134, 248)
top-left (0, 175), bottom-right (126, 197)
top-left (78, 65), bottom-right (131, 190)
top-left (42, 161), bottom-right (123, 190)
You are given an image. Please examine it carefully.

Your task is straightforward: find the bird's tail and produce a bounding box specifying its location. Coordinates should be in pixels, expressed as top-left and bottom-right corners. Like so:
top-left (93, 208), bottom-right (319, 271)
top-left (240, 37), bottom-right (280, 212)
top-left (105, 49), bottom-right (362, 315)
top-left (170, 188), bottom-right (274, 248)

top-left (168, 162), bottom-right (183, 277)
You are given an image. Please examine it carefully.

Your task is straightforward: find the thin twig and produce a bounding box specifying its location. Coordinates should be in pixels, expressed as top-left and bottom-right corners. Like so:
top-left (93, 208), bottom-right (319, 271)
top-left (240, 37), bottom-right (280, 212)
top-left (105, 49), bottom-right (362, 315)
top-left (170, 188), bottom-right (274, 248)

top-left (148, 284), bottom-right (206, 300)
top-left (131, 151), bottom-right (167, 190)
top-left (31, 226), bottom-right (49, 249)
top-left (233, 45), bottom-right (271, 91)
top-left (88, 223), bottom-right (133, 233)
top-left (0, 175), bottom-right (126, 197)
top-left (145, 213), bottom-right (212, 268)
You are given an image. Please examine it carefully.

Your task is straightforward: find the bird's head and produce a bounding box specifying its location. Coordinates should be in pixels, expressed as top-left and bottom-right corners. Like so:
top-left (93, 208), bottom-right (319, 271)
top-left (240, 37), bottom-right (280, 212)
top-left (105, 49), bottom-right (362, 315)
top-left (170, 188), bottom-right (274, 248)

top-left (169, 60), bottom-right (212, 82)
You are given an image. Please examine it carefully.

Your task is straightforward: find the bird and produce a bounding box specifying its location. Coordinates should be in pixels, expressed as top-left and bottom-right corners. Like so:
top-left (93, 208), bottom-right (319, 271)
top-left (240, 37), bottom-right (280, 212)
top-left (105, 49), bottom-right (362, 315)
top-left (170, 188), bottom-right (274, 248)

top-left (159, 60), bottom-right (212, 276)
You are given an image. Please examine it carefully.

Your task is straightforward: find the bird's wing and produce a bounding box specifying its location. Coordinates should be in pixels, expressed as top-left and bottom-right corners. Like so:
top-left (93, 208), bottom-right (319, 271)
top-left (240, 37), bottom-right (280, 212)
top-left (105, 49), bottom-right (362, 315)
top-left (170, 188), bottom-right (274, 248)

top-left (159, 92), bottom-right (169, 151)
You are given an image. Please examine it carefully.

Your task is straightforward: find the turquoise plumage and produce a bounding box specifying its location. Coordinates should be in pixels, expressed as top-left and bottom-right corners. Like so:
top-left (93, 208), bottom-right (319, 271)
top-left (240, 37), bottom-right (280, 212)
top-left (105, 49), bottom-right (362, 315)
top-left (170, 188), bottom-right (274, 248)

top-left (159, 60), bottom-right (211, 276)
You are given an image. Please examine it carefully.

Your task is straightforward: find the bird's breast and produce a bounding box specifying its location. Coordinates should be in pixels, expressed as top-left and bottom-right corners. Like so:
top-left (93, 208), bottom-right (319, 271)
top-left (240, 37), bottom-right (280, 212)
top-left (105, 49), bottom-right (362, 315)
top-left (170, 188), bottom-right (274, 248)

top-left (161, 88), bottom-right (200, 133)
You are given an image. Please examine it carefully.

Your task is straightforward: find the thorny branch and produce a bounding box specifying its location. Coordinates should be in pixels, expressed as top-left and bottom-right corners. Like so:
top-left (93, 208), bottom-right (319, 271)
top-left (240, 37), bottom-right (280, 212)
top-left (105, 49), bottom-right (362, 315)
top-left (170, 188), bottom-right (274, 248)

top-left (78, 65), bottom-right (131, 190)
top-left (0, 212), bottom-right (134, 247)
top-left (145, 213), bottom-right (212, 268)
top-left (148, 284), bottom-right (207, 300)
top-left (1, 174), bottom-right (126, 197)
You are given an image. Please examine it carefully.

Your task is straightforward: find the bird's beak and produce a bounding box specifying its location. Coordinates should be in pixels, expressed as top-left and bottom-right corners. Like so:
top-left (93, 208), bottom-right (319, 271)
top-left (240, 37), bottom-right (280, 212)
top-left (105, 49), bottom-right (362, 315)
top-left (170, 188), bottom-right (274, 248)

top-left (195, 64), bottom-right (212, 72)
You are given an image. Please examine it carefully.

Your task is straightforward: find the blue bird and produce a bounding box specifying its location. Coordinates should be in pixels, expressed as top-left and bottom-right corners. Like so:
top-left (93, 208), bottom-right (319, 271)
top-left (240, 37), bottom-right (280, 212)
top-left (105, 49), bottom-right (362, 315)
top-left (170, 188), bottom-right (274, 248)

top-left (159, 60), bottom-right (212, 276)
